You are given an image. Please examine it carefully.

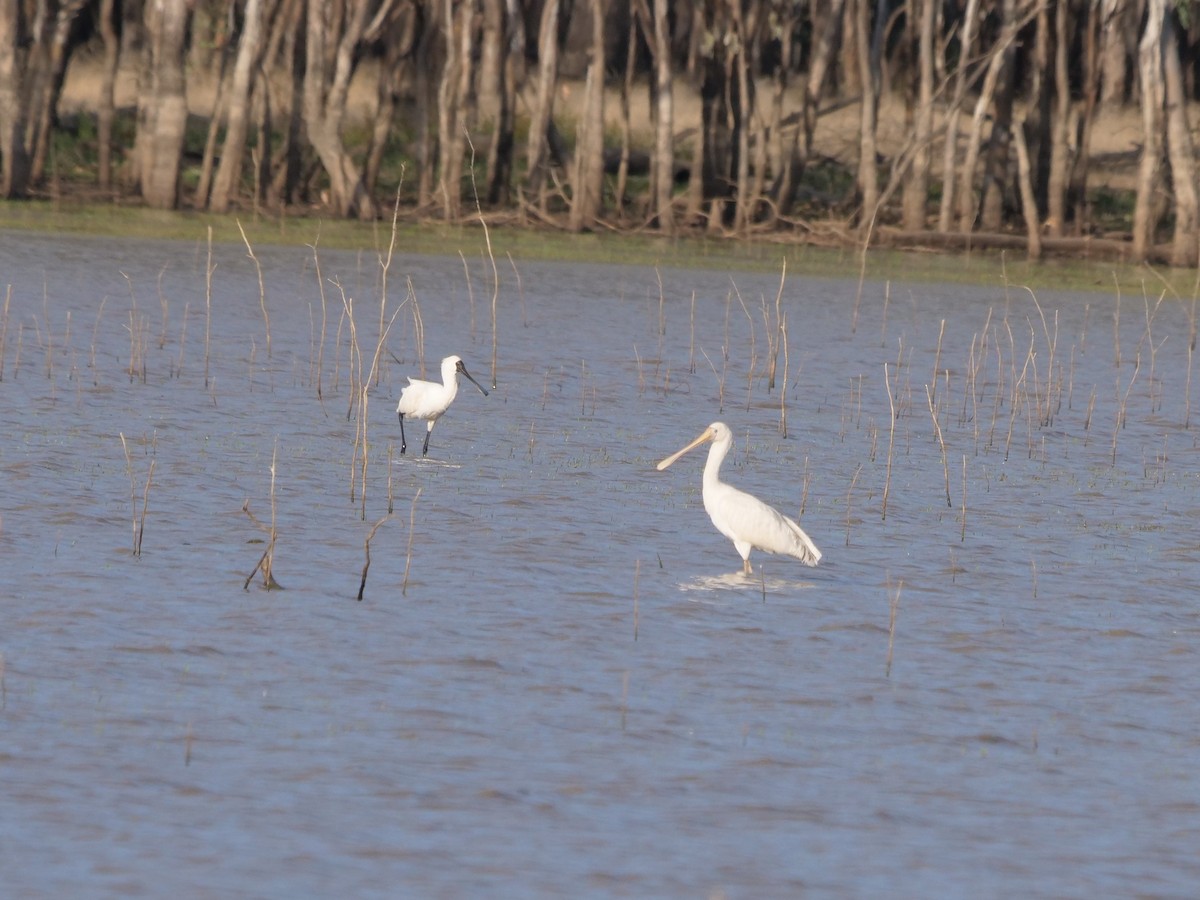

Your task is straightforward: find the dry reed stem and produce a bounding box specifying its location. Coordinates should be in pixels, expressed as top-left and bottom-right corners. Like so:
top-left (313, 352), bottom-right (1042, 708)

top-left (199, 230), bottom-right (213, 381)
top-left (886, 577), bottom-right (903, 678)
top-left (358, 304), bottom-right (403, 520)
top-left (175, 301), bottom-right (188, 377)
top-left (1112, 274), bottom-right (1121, 367)
top-left (926, 384), bottom-right (952, 507)
top-left (769, 259), bottom-right (785, 390)
top-left (698, 346), bottom-right (727, 412)
top-left (241, 444), bottom-right (281, 590)
top-left (407, 276), bottom-right (425, 376)
top-left (358, 514), bottom-right (391, 601)
top-left (307, 231), bottom-right (330, 403)
top-left (845, 463), bottom-right (863, 546)
top-left (779, 311), bottom-right (789, 437)
top-left (633, 559), bottom-right (640, 641)
top-left (882, 363), bottom-right (897, 521)
top-left (374, 190), bottom-right (401, 387)
top-left (463, 132), bottom-right (501, 390)
top-left (689, 291), bottom-right (696, 374)
top-left (236, 220), bottom-right (271, 359)
top-left (731, 279), bottom-right (756, 410)
top-left (0, 284), bottom-right (11, 382)
top-left (880, 280), bottom-right (890, 348)
top-left (507, 252), bottom-right (527, 328)
top-left (931, 318), bottom-right (946, 404)
top-left (402, 487), bottom-right (423, 596)
top-left (960, 454), bottom-right (969, 540)
top-left (156, 264), bottom-right (170, 350)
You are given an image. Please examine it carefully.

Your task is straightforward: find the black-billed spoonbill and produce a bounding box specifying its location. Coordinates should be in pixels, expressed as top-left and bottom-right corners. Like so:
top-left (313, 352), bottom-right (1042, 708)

top-left (397, 355), bottom-right (489, 456)
top-left (657, 422), bottom-right (821, 574)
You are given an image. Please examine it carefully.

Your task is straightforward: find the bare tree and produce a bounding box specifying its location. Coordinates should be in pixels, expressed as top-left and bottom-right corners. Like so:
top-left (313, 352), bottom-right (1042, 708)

top-left (525, 0), bottom-right (561, 212)
top-left (1132, 0), bottom-right (1166, 261)
top-left (569, 0), bottom-right (608, 231)
top-left (209, 0), bottom-right (272, 212)
top-left (303, 0), bottom-right (379, 218)
top-left (649, 0), bottom-right (674, 232)
top-left (0, 0), bottom-right (30, 197)
top-left (137, 0), bottom-right (191, 209)
top-left (901, 0), bottom-right (934, 230)
top-left (1162, 7), bottom-right (1198, 266)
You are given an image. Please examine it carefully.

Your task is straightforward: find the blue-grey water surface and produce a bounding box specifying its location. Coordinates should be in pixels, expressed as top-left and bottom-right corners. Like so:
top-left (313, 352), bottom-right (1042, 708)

top-left (2, 229), bottom-right (1198, 897)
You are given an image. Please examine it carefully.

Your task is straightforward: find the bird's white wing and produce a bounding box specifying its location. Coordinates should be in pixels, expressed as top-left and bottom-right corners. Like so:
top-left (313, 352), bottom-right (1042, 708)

top-left (708, 483), bottom-right (821, 566)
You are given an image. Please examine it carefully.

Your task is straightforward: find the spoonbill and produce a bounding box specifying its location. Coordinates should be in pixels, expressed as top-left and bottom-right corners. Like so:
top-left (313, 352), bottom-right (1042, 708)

top-left (396, 355), bottom-right (489, 456)
top-left (657, 422), bottom-right (821, 574)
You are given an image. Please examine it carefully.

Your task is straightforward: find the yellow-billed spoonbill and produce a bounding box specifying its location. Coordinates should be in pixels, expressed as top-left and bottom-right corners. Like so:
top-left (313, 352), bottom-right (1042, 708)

top-left (397, 355), bottom-right (488, 456)
top-left (657, 422), bottom-right (821, 574)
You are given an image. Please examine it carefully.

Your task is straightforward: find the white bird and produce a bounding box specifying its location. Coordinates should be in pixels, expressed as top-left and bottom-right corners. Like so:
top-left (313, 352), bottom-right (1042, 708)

top-left (396, 355), bottom-right (489, 456)
top-left (657, 422), bottom-right (821, 574)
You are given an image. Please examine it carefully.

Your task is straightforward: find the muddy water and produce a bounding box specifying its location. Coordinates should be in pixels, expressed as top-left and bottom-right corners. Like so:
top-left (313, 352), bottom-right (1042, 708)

top-left (2, 230), bottom-right (1198, 897)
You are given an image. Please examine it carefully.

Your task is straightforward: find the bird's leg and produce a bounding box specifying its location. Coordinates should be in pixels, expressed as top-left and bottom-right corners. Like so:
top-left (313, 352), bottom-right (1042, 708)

top-left (399, 414), bottom-right (407, 455)
top-left (422, 428), bottom-right (431, 457)
top-left (743, 558), bottom-right (753, 576)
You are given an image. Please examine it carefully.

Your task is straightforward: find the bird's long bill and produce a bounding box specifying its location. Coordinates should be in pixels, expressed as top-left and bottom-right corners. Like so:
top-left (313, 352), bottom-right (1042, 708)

top-left (656, 428), bottom-right (714, 471)
top-left (459, 363), bottom-right (490, 397)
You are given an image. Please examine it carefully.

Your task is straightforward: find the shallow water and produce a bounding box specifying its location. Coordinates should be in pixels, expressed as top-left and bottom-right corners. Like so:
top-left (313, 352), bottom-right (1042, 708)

top-left (2, 229), bottom-right (1199, 897)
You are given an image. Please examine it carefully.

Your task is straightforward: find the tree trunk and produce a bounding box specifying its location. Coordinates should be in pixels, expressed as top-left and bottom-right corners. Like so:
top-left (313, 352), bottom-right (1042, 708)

top-left (1132, 0), bottom-right (1165, 261)
top-left (956, 1), bottom-right (1020, 234)
top-left (1012, 116), bottom-right (1042, 259)
top-left (568, 0), bottom-right (607, 232)
top-left (97, 0), bottom-right (120, 192)
top-left (437, 0), bottom-right (477, 219)
top-left (731, 1), bottom-right (756, 233)
top-left (901, 0), bottom-right (934, 231)
top-left (1099, 0), bottom-right (1131, 105)
top-left (649, 0), bottom-right (673, 232)
top-left (30, 0), bottom-right (88, 185)
top-left (1044, 0), bottom-right (1071, 237)
top-left (365, 7), bottom-right (416, 195)
top-left (138, 0), bottom-right (191, 210)
top-left (1163, 8), bottom-right (1198, 266)
top-left (0, 0), bottom-right (30, 197)
top-left (979, 0), bottom-right (1017, 232)
top-left (525, 0), bottom-right (560, 211)
top-left (485, 0), bottom-right (520, 206)
top-left (855, 0), bottom-right (879, 225)
top-left (302, 0), bottom-right (377, 219)
top-left (937, 0), bottom-right (979, 232)
top-left (210, 0), bottom-right (269, 212)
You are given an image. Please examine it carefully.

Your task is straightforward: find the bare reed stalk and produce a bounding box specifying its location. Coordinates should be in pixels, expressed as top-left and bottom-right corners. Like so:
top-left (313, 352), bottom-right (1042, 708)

top-left (464, 131), bottom-right (502, 389)
top-left (931, 318), bottom-right (946, 404)
top-left (689, 291), bottom-right (696, 374)
top-left (886, 577), bottom-right (903, 677)
top-left (765, 260), bottom-right (786, 391)
top-left (175, 302), bottom-right (188, 377)
top-left (394, 277), bottom-right (422, 378)
top-left (731, 279), bottom-right (757, 409)
top-left (242, 442), bottom-right (281, 590)
top-left (402, 487), bottom-right (423, 596)
top-left (845, 463), bottom-right (863, 545)
top-left (1141, 289), bottom-right (1165, 413)
top-left (960, 454), bottom-right (968, 541)
top-left (85, 296), bottom-right (106, 385)
top-left (699, 346), bottom-right (727, 412)
top-left (779, 311), bottom-right (789, 437)
top-left (335, 280), bottom-right (361, 425)
top-left (119, 432), bottom-right (156, 557)
top-left (634, 344), bottom-right (645, 393)
top-left (357, 514), bottom-right (391, 601)
top-left (376, 186), bottom-right (403, 386)
top-left (800, 455), bottom-right (811, 516)
top-left (156, 264), bottom-right (170, 350)
top-left (654, 266), bottom-right (666, 355)
top-left (236, 219), bottom-right (271, 358)
top-left (882, 362), bottom-right (897, 520)
top-left (307, 231), bottom-right (330, 402)
top-left (42, 281), bottom-right (53, 383)
top-left (926, 385), bottom-right (952, 507)
top-left (880, 280), bottom-right (890, 347)
top-left (1112, 354), bottom-right (1141, 465)
top-left (1112, 274), bottom-right (1121, 367)
top-left (507, 252), bottom-right (527, 328)
top-left (1025, 287), bottom-right (1057, 425)
top-left (358, 304), bottom-right (403, 520)
top-left (459, 248), bottom-right (476, 335)
top-left (1031, 559), bottom-right (1038, 599)
top-left (204, 227), bottom-right (214, 388)
top-left (0, 284), bottom-right (10, 381)
top-left (633, 559), bottom-right (640, 641)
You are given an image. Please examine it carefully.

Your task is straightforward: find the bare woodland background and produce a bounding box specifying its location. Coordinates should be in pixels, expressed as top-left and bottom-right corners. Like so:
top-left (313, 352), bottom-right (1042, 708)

top-left (1, 0), bottom-right (1199, 264)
